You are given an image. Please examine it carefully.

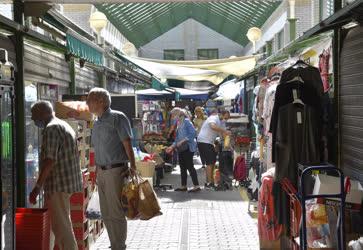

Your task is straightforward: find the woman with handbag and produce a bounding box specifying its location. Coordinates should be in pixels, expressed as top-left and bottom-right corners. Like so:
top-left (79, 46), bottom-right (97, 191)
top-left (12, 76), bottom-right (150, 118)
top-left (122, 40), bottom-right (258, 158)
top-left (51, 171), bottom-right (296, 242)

top-left (166, 108), bottom-right (201, 192)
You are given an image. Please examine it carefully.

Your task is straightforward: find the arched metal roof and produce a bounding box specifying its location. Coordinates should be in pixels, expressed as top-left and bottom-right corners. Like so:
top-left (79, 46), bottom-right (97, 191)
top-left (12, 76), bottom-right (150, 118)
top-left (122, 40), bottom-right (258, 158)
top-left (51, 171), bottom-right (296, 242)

top-left (97, 1), bottom-right (282, 48)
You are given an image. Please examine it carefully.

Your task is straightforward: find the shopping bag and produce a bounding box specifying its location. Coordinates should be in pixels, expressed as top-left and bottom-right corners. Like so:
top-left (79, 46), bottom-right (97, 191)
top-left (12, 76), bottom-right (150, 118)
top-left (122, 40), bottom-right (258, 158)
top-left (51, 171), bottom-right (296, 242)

top-left (86, 190), bottom-right (102, 220)
top-left (137, 179), bottom-right (162, 220)
top-left (121, 175), bottom-right (140, 219)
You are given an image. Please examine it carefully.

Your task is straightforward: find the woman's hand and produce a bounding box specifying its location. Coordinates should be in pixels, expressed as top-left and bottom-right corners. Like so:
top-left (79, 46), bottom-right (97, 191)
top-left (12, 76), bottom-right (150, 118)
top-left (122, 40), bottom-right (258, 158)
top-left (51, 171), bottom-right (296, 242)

top-left (166, 146), bottom-right (174, 154)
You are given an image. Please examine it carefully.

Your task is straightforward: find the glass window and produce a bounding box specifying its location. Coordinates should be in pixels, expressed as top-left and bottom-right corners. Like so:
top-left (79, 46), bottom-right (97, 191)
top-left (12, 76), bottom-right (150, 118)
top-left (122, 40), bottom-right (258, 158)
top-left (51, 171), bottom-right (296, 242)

top-left (163, 49), bottom-right (185, 60)
top-left (277, 30), bottom-right (284, 50)
top-left (24, 82), bottom-right (40, 207)
top-left (197, 49), bottom-right (219, 60)
top-left (25, 82), bottom-right (60, 207)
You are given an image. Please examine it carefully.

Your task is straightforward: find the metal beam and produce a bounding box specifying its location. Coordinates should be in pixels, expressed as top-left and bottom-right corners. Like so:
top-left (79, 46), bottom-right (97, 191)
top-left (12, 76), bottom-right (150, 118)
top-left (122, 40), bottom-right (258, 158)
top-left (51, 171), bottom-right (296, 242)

top-left (23, 0), bottom-right (280, 3)
top-left (13, 0), bottom-right (26, 208)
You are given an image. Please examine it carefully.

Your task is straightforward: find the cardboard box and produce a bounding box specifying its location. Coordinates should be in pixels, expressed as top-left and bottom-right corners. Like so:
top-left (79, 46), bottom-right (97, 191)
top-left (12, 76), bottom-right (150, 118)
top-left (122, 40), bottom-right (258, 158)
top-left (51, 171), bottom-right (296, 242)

top-left (55, 101), bottom-right (94, 121)
top-left (313, 174), bottom-right (363, 208)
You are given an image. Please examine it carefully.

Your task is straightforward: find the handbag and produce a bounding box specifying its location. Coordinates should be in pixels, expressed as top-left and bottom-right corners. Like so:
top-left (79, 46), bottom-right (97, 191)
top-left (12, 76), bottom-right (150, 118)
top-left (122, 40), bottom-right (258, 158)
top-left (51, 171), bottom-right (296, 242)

top-left (176, 139), bottom-right (189, 153)
top-left (137, 178), bottom-right (162, 220)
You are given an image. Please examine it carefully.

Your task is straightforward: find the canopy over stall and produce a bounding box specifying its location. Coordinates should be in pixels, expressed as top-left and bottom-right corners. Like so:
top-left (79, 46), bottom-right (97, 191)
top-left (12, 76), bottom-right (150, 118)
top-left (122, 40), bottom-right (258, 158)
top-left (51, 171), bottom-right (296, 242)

top-left (136, 87), bottom-right (209, 100)
top-left (120, 54), bottom-right (257, 85)
top-left (215, 79), bottom-right (243, 100)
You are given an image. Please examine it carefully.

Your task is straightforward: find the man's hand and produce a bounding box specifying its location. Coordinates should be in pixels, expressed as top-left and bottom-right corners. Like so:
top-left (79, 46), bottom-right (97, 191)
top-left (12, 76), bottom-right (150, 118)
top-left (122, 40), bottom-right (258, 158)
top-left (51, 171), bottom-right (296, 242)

top-left (129, 167), bottom-right (137, 177)
top-left (223, 130), bottom-right (232, 137)
top-left (29, 185), bottom-right (41, 205)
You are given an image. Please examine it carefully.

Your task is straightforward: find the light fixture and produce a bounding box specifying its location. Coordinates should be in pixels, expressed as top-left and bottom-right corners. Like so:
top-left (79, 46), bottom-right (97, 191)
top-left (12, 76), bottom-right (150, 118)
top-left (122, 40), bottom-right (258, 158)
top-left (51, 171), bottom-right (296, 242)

top-left (342, 21), bottom-right (359, 30)
top-left (89, 11), bottom-right (108, 34)
top-left (289, 0), bottom-right (296, 19)
top-left (247, 27), bottom-right (262, 53)
top-left (122, 42), bottom-right (137, 57)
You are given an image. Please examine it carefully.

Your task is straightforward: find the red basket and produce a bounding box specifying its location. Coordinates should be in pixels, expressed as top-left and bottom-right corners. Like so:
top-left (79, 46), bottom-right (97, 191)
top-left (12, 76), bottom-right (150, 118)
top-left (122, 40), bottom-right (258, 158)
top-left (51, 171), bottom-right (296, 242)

top-left (16, 208), bottom-right (50, 250)
top-left (89, 151), bottom-right (95, 166)
top-left (234, 136), bottom-right (251, 145)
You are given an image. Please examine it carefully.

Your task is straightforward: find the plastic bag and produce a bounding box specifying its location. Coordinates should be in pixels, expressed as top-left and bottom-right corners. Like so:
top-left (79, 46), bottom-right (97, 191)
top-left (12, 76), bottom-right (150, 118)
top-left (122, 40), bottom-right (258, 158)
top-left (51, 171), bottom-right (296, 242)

top-left (138, 179), bottom-right (162, 220)
top-left (86, 191), bottom-right (102, 220)
top-left (121, 176), bottom-right (140, 219)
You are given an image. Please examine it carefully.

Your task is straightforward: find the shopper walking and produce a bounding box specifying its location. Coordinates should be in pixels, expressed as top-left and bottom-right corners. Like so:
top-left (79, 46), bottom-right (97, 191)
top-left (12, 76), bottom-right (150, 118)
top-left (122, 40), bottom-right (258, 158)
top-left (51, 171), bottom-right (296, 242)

top-left (166, 108), bottom-right (200, 192)
top-left (197, 110), bottom-right (231, 188)
top-left (29, 101), bottom-right (82, 250)
top-left (193, 106), bottom-right (207, 135)
top-left (87, 88), bottom-right (136, 250)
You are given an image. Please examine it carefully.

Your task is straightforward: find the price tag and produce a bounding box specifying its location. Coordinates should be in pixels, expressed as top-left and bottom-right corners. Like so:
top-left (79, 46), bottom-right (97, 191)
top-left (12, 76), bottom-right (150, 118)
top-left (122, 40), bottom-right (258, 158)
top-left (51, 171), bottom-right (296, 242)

top-left (297, 112), bottom-right (302, 124)
top-left (293, 89), bottom-right (298, 100)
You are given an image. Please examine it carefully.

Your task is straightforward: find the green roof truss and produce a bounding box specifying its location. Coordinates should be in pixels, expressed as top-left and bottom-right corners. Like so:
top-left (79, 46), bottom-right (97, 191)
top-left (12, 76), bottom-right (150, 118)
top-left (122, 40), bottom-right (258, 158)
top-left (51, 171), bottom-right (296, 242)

top-left (97, 1), bottom-right (282, 48)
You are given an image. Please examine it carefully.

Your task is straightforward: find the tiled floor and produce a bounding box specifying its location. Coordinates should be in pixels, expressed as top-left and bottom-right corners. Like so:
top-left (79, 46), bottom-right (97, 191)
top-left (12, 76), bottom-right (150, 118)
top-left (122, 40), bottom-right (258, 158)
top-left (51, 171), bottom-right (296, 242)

top-left (91, 159), bottom-right (259, 250)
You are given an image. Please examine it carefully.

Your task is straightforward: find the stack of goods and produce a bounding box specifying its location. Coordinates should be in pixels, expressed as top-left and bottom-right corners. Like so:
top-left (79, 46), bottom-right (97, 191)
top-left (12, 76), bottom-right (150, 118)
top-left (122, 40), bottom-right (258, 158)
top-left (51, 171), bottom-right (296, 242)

top-left (62, 116), bottom-right (104, 248)
top-left (226, 114), bottom-right (250, 151)
top-left (55, 101), bottom-right (94, 121)
top-left (16, 208), bottom-right (50, 250)
top-left (144, 143), bottom-right (166, 166)
top-left (141, 101), bottom-right (165, 136)
top-left (70, 179), bottom-right (91, 250)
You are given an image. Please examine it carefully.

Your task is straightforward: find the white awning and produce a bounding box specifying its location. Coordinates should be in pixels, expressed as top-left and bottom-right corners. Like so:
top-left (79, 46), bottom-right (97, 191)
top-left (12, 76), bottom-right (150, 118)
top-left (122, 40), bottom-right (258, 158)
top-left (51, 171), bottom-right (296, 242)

top-left (216, 79), bottom-right (242, 100)
top-left (122, 54), bottom-right (257, 85)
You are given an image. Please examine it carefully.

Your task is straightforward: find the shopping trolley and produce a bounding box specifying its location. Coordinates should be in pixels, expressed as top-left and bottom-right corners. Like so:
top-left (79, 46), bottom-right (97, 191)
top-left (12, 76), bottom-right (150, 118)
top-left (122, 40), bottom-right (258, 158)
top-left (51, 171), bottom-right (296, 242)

top-left (282, 165), bottom-right (346, 250)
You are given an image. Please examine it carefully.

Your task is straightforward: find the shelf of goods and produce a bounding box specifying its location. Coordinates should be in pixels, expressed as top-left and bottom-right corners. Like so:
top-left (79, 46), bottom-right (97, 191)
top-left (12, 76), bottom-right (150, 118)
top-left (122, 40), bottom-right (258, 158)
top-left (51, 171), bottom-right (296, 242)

top-left (64, 119), bottom-right (103, 250)
top-left (226, 114), bottom-right (251, 152)
top-left (140, 101), bottom-right (165, 135)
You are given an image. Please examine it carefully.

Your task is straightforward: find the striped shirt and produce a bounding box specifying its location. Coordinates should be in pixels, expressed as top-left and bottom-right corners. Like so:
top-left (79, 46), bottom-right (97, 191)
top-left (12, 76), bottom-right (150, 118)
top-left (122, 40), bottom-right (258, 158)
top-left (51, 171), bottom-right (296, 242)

top-left (41, 118), bottom-right (82, 194)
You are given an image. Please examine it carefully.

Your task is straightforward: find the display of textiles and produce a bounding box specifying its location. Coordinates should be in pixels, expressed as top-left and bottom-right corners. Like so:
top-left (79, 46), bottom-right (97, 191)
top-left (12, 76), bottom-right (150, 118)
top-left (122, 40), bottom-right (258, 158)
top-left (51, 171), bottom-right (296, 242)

top-left (268, 60), bottom-right (325, 229)
top-left (258, 174), bottom-right (282, 241)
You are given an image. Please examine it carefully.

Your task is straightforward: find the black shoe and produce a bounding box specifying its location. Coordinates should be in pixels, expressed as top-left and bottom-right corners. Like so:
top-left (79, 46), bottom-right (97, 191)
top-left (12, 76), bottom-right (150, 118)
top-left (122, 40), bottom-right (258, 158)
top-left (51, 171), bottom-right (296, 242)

top-left (204, 183), bottom-right (214, 189)
top-left (174, 187), bottom-right (188, 192)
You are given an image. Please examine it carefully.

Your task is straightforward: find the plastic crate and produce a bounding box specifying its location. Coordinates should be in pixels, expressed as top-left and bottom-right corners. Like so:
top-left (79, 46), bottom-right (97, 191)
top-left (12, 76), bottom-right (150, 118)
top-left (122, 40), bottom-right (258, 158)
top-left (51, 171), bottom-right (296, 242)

top-left (73, 221), bottom-right (89, 241)
top-left (16, 208), bottom-right (50, 250)
top-left (71, 208), bottom-right (87, 224)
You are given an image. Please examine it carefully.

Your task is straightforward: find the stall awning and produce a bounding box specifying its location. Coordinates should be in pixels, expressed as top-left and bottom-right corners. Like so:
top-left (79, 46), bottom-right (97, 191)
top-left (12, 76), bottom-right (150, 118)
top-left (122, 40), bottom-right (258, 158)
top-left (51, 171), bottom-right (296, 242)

top-left (143, 55), bottom-right (257, 77)
top-left (66, 32), bottom-right (104, 66)
top-left (216, 79), bottom-right (242, 100)
top-left (120, 54), bottom-right (257, 85)
top-left (136, 87), bottom-right (209, 100)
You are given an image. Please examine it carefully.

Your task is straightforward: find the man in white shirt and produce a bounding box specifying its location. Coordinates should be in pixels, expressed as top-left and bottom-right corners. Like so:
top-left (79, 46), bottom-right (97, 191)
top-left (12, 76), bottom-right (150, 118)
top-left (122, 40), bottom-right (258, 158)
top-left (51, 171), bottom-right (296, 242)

top-left (197, 110), bottom-right (231, 188)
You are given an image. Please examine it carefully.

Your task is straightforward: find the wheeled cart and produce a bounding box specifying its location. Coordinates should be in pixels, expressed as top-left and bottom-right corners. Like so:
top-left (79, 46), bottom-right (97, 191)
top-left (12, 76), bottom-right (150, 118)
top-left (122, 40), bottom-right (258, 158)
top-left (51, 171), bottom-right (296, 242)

top-left (282, 165), bottom-right (346, 250)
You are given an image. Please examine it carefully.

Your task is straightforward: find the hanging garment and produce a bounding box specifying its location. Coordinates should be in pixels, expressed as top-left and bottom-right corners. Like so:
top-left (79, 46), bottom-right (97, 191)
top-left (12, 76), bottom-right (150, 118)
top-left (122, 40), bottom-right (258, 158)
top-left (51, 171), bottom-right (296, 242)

top-left (319, 48), bottom-right (331, 93)
top-left (274, 103), bottom-right (321, 184)
top-left (258, 175), bottom-right (283, 241)
top-left (233, 155), bottom-right (247, 181)
top-left (262, 82), bottom-right (278, 136)
top-left (269, 76), bottom-right (323, 162)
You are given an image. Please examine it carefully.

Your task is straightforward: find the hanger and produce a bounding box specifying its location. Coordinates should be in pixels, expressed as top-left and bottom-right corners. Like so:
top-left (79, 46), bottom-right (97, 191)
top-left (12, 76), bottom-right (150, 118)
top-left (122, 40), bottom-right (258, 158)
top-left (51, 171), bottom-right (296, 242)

top-left (292, 59), bottom-right (309, 69)
top-left (286, 76), bottom-right (304, 83)
top-left (293, 98), bottom-right (304, 106)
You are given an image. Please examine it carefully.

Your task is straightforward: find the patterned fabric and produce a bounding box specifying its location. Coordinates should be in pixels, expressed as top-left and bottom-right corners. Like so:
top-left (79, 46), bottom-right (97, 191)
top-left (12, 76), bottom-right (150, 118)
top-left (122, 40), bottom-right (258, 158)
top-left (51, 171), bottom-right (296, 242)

top-left (42, 118), bottom-right (82, 194)
top-left (92, 108), bottom-right (133, 166)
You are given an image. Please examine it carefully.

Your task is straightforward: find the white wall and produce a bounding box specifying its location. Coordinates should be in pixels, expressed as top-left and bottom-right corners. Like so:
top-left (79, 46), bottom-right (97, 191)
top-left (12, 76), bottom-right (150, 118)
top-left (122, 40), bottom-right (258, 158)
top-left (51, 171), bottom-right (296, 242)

top-left (242, 1), bottom-right (288, 56)
top-left (139, 18), bottom-right (244, 60)
top-left (61, 4), bottom-right (131, 51)
top-left (0, 4), bottom-right (13, 20)
top-left (242, 0), bottom-right (320, 56)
